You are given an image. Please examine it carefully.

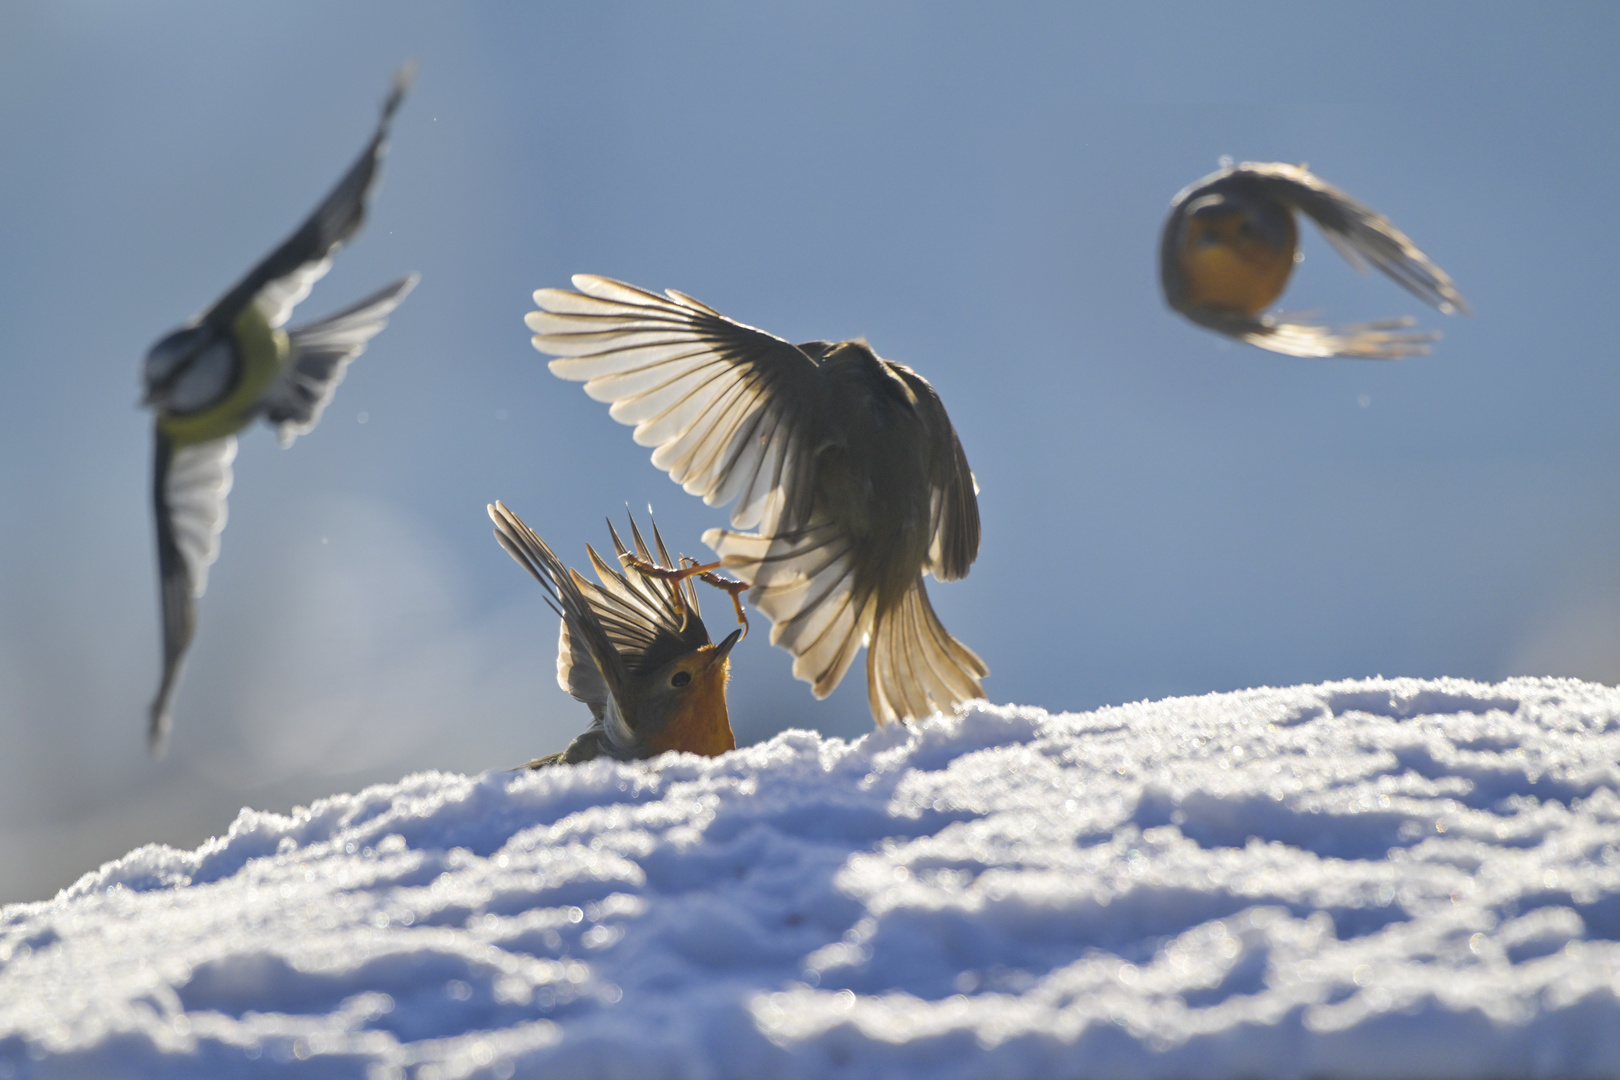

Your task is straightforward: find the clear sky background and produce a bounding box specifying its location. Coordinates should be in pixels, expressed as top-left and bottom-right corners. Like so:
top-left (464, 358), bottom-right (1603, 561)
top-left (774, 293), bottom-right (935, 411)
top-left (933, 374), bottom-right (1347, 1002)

top-left (1, 2), bottom-right (1616, 903)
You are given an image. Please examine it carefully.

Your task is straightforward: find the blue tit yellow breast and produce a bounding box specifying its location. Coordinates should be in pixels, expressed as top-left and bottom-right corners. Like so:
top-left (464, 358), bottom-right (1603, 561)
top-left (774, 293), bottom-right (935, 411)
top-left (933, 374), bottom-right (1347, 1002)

top-left (157, 304), bottom-right (287, 446)
top-left (1177, 208), bottom-right (1298, 318)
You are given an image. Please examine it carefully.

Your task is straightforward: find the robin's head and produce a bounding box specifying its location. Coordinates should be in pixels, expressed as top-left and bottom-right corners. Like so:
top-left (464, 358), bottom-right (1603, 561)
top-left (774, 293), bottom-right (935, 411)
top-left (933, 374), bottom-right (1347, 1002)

top-left (634, 627), bottom-right (741, 757)
top-left (1166, 180), bottom-right (1300, 319)
top-left (1184, 191), bottom-right (1296, 255)
top-left (571, 516), bottom-right (742, 758)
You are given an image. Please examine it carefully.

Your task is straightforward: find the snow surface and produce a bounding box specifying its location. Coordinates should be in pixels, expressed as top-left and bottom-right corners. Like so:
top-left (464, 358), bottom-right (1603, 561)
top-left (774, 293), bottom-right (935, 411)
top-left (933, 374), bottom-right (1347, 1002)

top-left (5, 677), bottom-right (1620, 1079)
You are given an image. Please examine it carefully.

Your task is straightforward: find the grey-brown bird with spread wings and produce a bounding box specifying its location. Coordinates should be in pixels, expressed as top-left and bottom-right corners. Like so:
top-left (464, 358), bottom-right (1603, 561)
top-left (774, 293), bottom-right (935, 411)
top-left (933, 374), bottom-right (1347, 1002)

top-left (141, 68), bottom-right (418, 751)
top-left (490, 502), bottom-right (741, 766)
top-left (1160, 161), bottom-right (1468, 359)
top-left (527, 276), bottom-right (986, 726)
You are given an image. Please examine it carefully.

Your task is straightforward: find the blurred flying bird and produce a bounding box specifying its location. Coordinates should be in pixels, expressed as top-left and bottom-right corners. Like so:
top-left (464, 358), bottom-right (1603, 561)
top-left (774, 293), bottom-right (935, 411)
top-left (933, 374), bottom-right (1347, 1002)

top-left (488, 502), bottom-right (742, 767)
top-left (527, 275), bottom-right (986, 726)
top-left (1160, 161), bottom-right (1468, 359)
top-left (141, 67), bottom-right (419, 752)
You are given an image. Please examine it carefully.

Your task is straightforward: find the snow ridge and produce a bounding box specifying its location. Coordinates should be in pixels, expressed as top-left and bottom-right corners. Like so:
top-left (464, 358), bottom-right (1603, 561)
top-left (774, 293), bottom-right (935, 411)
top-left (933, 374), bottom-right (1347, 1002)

top-left (4, 677), bottom-right (1620, 1079)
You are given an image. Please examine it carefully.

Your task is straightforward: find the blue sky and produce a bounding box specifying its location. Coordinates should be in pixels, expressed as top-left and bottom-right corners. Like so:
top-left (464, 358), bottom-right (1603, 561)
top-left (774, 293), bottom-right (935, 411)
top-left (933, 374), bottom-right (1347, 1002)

top-left (1, 2), bottom-right (1617, 902)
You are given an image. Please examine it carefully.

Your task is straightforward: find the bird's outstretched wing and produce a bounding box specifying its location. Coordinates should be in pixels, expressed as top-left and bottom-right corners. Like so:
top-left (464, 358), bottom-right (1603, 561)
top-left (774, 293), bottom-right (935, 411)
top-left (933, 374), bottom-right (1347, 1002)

top-left (528, 275), bottom-right (827, 534)
top-left (889, 364), bottom-right (980, 582)
top-left (489, 501), bottom-right (633, 750)
top-left (1241, 162), bottom-right (1469, 316)
top-left (264, 274), bottom-right (418, 446)
top-left (202, 65), bottom-right (413, 333)
top-left (1185, 309), bottom-right (1439, 360)
top-left (578, 516), bottom-right (709, 675)
top-left (149, 432), bottom-right (236, 751)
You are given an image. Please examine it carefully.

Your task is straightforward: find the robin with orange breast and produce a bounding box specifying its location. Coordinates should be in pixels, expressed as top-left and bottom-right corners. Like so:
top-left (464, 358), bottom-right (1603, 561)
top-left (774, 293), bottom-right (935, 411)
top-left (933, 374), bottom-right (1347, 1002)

top-left (489, 502), bottom-right (744, 767)
top-left (525, 275), bottom-right (986, 727)
top-left (1161, 160), bottom-right (1468, 358)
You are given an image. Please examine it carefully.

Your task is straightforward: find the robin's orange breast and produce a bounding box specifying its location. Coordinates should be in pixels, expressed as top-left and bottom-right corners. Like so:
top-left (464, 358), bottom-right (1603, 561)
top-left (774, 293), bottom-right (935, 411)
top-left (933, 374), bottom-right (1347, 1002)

top-left (1178, 210), bottom-right (1298, 317)
top-left (643, 670), bottom-right (736, 757)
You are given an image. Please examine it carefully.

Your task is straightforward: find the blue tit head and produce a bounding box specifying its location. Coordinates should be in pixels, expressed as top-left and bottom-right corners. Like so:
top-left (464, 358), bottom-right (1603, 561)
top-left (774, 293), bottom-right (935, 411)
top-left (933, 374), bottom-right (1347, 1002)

top-left (142, 325), bottom-right (238, 414)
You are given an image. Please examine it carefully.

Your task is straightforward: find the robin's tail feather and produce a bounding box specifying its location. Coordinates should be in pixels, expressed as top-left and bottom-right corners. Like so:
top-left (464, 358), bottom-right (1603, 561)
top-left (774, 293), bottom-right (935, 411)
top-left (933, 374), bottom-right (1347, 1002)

top-left (866, 577), bottom-right (987, 725)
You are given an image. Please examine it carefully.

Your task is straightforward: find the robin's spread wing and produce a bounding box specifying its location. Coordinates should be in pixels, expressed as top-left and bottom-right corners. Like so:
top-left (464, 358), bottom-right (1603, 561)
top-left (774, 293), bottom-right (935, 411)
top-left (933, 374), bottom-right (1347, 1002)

top-left (264, 274), bottom-right (418, 446)
top-left (1217, 314), bottom-right (1437, 360)
top-left (489, 502), bottom-right (633, 749)
top-left (201, 66), bottom-right (412, 333)
top-left (149, 432), bottom-right (236, 750)
top-left (576, 518), bottom-right (708, 676)
top-left (889, 364), bottom-right (980, 583)
top-left (1240, 162), bottom-right (1470, 316)
top-left (705, 518), bottom-right (869, 699)
top-left (528, 275), bottom-right (827, 534)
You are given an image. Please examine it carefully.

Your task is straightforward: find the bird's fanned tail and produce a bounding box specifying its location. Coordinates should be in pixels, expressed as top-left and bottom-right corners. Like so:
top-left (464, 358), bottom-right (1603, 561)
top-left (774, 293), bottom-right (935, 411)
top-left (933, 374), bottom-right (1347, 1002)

top-left (866, 577), bottom-right (988, 725)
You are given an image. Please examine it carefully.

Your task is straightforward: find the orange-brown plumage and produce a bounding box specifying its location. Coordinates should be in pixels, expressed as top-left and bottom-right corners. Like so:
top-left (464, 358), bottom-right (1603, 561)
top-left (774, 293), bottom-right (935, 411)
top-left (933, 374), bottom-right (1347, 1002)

top-left (1177, 208), bottom-right (1298, 317)
top-left (529, 277), bottom-right (987, 727)
top-left (488, 502), bottom-right (741, 767)
top-left (641, 645), bottom-right (735, 757)
top-left (1161, 161), bottom-right (1467, 359)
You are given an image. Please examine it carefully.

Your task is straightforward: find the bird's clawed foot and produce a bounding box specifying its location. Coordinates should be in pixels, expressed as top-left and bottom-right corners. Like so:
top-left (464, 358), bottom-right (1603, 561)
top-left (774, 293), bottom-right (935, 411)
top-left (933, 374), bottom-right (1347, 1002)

top-left (621, 553), bottom-right (751, 637)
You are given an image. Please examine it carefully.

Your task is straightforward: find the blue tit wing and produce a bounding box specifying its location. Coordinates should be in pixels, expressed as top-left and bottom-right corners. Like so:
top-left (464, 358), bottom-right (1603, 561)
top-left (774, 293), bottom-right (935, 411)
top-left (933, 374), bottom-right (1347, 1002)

top-left (201, 66), bottom-right (412, 334)
top-left (264, 274), bottom-right (418, 446)
top-left (528, 275), bottom-right (828, 535)
top-left (1241, 162), bottom-right (1469, 315)
top-left (888, 363), bottom-right (979, 583)
top-left (488, 502), bottom-right (636, 753)
top-left (149, 432), bottom-right (237, 752)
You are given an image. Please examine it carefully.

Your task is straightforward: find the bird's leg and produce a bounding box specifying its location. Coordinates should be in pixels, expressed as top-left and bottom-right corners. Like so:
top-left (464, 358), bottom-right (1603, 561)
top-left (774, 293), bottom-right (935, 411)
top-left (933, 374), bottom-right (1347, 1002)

top-left (686, 558), bottom-right (751, 638)
top-left (620, 553), bottom-right (751, 637)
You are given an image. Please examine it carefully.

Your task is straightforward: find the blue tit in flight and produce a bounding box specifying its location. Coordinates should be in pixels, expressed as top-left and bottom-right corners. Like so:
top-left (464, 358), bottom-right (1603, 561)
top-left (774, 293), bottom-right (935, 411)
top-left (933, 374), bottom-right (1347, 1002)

top-left (141, 69), bottom-right (419, 752)
top-left (1161, 161), bottom-right (1468, 359)
top-left (489, 503), bottom-right (743, 767)
top-left (527, 276), bottom-right (986, 727)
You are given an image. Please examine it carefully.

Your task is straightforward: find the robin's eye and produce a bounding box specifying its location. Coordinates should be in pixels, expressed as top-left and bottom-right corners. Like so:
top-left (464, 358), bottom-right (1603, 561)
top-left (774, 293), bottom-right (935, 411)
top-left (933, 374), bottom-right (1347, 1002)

top-left (671, 671), bottom-right (692, 688)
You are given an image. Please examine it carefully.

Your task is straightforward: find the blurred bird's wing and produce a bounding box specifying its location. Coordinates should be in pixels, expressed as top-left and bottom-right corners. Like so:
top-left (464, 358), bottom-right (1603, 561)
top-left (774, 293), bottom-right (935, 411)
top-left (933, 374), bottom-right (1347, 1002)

top-left (529, 275), bottom-right (827, 533)
top-left (149, 432), bottom-right (237, 751)
top-left (264, 274), bottom-right (418, 446)
top-left (489, 502), bottom-right (635, 750)
top-left (1190, 309), bottom-right (1438, 360)
top-left (200, 66), bottom-right (412, 333)
top-left (889, 364), bottom-right (980, 582)
top-left (1241, 162), bottom-right (1470, 315)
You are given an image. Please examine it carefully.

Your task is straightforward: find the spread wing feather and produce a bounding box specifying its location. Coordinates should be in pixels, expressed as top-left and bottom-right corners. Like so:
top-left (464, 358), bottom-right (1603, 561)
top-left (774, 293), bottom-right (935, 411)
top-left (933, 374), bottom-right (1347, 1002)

top-left (890, 364), bottom-right (980, 582)
top-left (266, 274), bottom-right (418, 446)
top-left (529, 275), bottom-right (826, 534)
top-left (489, 501), bottom-right (634, 750)
top-left (149, 433), bottom-right (236, 751)
top-left (203, 66), bottom-right (412, 332)
top-left (1241, 162), bottom-right (1469, 315)
top-left (705, 520), bottom-right (870, 698)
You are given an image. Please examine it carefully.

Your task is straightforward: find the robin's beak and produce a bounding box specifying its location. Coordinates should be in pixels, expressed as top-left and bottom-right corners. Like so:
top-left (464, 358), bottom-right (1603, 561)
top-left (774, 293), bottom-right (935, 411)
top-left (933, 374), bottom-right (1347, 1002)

top-left (708, 628), bottom-right (742, 669)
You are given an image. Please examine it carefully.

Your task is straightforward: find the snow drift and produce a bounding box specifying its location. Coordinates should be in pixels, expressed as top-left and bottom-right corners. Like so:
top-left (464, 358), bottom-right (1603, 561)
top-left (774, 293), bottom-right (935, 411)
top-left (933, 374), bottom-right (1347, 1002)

top-left (4, 676), bottom-right (1620, 1079)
